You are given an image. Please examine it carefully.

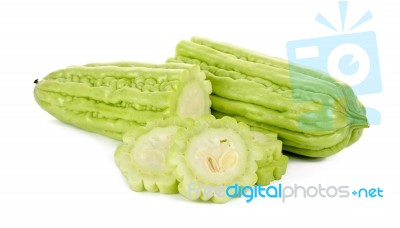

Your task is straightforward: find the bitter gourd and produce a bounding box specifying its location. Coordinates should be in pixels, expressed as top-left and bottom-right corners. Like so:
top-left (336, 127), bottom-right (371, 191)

top-left (169, 37), bottom-right (369, 157)
top-left (114, 118), bottom-right (194, 193)
top-left (174, 116), bottom-right (263, 203)
top-left (247, 124), bottom-right (288, 186)
top-left (34, 63), bottom-right (212, 140)
top-left (114, 116), bottom-right (286, 203)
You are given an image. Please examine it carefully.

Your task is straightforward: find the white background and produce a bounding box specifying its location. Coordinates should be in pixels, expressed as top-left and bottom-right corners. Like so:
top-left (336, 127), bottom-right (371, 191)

top-left (1, 0), bottom-right (399, 227)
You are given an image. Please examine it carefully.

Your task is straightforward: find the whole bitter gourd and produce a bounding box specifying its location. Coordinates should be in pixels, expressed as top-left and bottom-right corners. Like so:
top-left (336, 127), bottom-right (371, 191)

top-left (34, 63), bottom-right (212, 140)
top-left (169, 37), bottom-right (369, 157)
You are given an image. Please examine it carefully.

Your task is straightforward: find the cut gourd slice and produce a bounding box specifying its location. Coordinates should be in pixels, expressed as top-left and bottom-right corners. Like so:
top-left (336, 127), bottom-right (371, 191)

top-left (173, 116), bottom-right (263, 203)
top-left (249, 127), bottom-right (288, 185)
top-left (114, 118), bottom-right (193, 194)
top-left (250, 128), bottom-right (284, 166)
top-left (256, 155), bottom-right (289, 186)
top-left (115, 115), bottom-right (287, 202)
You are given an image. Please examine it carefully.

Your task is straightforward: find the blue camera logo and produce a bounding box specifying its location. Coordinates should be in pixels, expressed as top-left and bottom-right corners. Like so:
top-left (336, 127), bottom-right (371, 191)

top-left (286, 1), bottom-right (381, 125)
top-left (287, 32), bottom-right (381, 95)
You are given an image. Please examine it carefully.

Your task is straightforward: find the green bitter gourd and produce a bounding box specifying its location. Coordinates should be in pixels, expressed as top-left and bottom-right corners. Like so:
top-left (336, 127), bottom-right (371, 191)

top-left (34, 63), bottom-right (212, 140)
top-left (115, 116), bottom-right (287, 203)
top-left (168, 37), bottom-right (369, 157)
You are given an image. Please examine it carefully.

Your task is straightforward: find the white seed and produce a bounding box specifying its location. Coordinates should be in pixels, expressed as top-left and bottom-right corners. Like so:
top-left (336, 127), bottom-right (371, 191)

top-left (219, 150), bottom-right (238, 172)
top-left (205, 156), bottom-right (220, 173)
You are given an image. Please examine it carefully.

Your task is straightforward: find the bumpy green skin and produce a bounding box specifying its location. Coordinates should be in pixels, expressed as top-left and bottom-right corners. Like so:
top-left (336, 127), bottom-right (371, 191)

top-left (34, 63), bottom-right (212, 140)
top-left (250, 128), bottom-right (282, 165)
top-left (169, 37), bottom-right (369, 157)
top-left (248, 126), bottom-right (288, 186)
top-left (256, 155), bottom-right (289, 186)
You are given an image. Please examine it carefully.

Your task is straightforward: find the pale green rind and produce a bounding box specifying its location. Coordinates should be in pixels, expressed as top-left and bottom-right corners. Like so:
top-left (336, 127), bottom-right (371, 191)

top-left (210, 96), bottom-right (349, 149)
top-left (34, 93), bottom-right (135, 140)
top-left (85, 62), bottom-right (201, 73)
top-left (170, 37), bottom-right (369, 157)
top-left (170, 56), bottom-right (345, 120)
top-left (37, 80), bottom-right (173, 109)
top-left (86, 62), bottom-right (213, 118)
top-left (212, 109), bottom-right (357, 157)
top-left (282, 127), bottom-right (364, 157)
top-left (190, 36), bottom-right (367, 124)
top-left (35, 63), bottom-right (212, 140)
top-left (256, 155), bottom-right (289, 186)
top-left (250, 130), bottom-right (283, 166)
top-left (35, 89), bottom-right (167, 123)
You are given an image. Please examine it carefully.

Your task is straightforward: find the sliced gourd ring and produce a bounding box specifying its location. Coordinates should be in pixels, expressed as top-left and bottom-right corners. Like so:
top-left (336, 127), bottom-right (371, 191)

top-left (174, 116), bottom-right (263, 203)
top-left (114, 116), bottom-right (286, 203)
top-left (248, 127), bottom-right (288, 186)
top-left (256, 155), bottom-right (289, 186)
top-left (115, 118), bottom-right (194, 194)
top-left (249, 128), bottom-right (284, 166)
